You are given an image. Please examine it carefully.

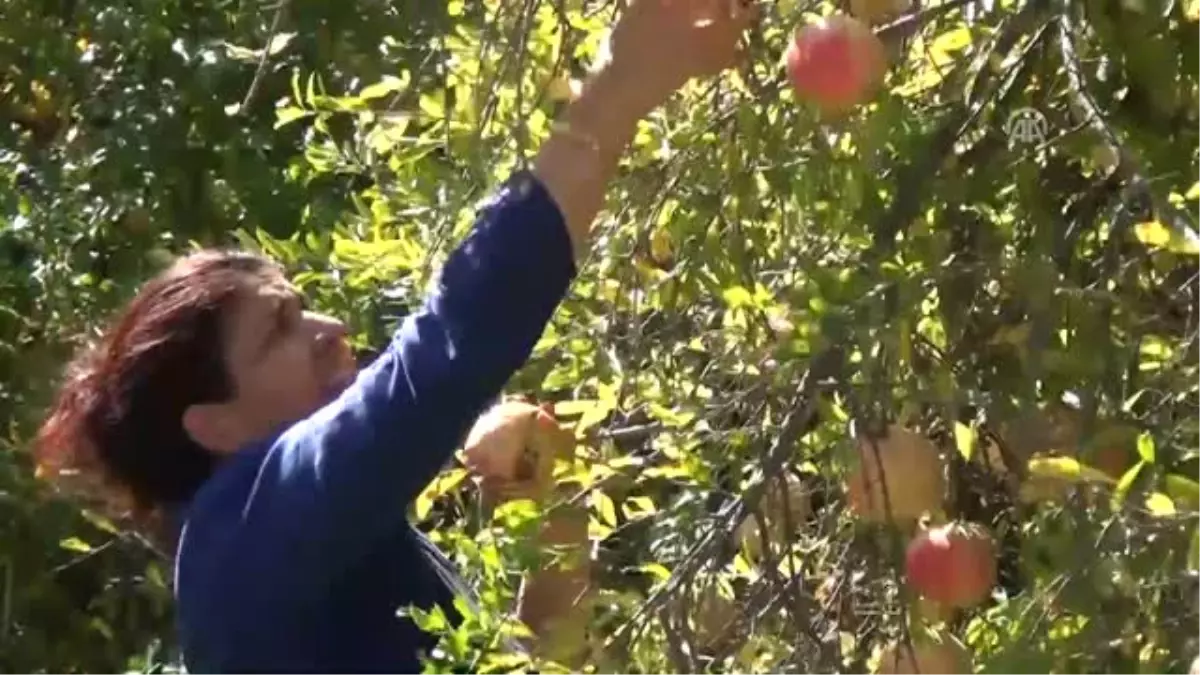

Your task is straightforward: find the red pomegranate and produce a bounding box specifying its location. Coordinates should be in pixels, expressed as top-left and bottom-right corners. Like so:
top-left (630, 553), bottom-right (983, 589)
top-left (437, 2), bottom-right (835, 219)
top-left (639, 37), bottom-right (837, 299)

top-left (785, 14), bottom-right (888, 114)
top-left (905, 522), bottom-right (997, 609)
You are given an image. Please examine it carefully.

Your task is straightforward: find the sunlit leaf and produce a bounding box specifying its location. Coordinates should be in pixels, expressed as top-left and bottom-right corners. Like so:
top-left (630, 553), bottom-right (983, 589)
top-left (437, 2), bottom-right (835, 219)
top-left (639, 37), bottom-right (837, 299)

top-left (1136, 432), bottom-right (1155, 464)
top-left (1144, 492), bottom-right (1176, 516)
top-left (954, 422), bottom-right (976, 461)
top-left (1133, 220), bottom-right (1200, 255)
top-left (593, 490), bottom-right (618, 528)
top-left (1027, 456), bottom-right (1116, 484)
top-left (59, 537), bottom-right (92, 553)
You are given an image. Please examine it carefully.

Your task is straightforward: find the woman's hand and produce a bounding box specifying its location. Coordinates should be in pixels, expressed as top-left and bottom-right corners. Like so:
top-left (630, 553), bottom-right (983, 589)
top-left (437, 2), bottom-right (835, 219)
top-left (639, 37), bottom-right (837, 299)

top-left (533, 0), bottom-right (755, 257)
top-left (607, 0), bottom-right (756, 109)
top-left (463, 401), bottom-right (575, 507)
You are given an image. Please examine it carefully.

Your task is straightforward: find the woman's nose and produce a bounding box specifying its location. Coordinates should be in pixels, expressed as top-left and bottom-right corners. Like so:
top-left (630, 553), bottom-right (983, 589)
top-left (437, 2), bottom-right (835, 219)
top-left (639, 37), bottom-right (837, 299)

top-left (305, 311), bottom-right (347, 335)
top-left (306, 312), bottom-right (349, 349)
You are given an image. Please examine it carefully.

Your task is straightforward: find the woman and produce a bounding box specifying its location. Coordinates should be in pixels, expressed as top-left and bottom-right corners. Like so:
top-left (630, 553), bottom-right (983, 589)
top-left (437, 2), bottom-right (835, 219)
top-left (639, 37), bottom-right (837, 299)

top-left (33, 1), bottom-right (753, 671)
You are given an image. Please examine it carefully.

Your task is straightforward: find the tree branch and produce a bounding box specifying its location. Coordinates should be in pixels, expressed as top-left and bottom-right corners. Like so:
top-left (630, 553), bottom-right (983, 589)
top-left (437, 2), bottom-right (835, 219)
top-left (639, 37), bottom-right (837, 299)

top-left (1056, 11), bottom-right (1197, 235)
top-left (236, 0), bottom-right (291, 116)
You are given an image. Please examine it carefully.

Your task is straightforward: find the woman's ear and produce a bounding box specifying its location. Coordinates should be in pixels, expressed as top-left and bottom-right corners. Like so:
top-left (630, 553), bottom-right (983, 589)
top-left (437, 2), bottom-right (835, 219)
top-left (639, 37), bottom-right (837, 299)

top-left (182, 403), bottom-right (241, 455)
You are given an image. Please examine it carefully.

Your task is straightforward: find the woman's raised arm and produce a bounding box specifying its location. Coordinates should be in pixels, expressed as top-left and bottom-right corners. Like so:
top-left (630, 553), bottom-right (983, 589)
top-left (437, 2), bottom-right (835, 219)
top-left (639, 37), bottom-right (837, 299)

top-left (192, 0), bottom-right (754, 587)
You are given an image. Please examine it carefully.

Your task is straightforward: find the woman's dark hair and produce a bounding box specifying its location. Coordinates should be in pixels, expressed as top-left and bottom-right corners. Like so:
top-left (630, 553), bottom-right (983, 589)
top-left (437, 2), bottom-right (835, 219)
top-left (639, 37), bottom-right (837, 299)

top-left (34, 249), bottom-right (282, 532)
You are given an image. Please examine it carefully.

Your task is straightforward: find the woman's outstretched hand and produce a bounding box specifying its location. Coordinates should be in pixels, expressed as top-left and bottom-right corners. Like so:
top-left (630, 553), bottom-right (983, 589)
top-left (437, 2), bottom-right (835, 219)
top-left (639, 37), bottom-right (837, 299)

top-left (607, 0), bottom-right (756, 107)
top-left (532, 0), bottom-right (756, 257)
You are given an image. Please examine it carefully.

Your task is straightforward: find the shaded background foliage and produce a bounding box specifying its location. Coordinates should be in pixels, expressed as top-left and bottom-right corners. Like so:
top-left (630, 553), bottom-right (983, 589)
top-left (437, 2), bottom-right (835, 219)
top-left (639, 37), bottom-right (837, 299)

top-left (0, 0), bottom-right (1197, 672)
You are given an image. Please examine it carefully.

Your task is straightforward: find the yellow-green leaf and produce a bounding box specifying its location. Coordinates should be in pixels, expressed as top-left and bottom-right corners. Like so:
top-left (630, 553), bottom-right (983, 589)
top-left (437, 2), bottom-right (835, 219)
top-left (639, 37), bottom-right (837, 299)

top-left (1112, 460), bottom-right (1146, 508)
top-left (554, 398), bottom-right (604, 417)
top-left (415, 468), bottom-right (468, 521)
top-left (930, 26), bottom-right (973, 57)
top-left (1133, 219), bottom-right (1200, 255)
top-left (648, 401), bottom-right (696, 428)
top-left (577, 398), bottom-right (616, 433)
top-left (59, 537), bottom-right (92, 553)
top-left (494, 499), bottom-right (541, 530)
top-left (359, 76), bottom-right (406, 101)
top-left (81, 509), bottom-right (120, 535)
top-left (1027, 456), bottom-right (1115, 484)
top-left (274, 106), bottom-right (311, 129)
top-left (1145, 492), bottom-right (1176, 516)
top-left (644, 464), bottom-right (692, 480)
top-left (1136, 432), bottom-right (1156, 464)
top-left (639, 563), bottom-right (672, 583)
top-left (622, 495), bottom-right (658, 519)
top-left (954, 422), bottom-right (976, 461)
top-left (594, 490), bottom-right (618, 528)
top-left (722, 285), bottom-right (754, 309)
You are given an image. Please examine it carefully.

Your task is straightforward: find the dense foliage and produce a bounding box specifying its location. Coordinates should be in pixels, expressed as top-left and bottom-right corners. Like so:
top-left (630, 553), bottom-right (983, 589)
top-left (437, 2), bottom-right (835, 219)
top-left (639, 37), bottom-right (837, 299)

top-left (1, 0), bottom-right (1197, 672)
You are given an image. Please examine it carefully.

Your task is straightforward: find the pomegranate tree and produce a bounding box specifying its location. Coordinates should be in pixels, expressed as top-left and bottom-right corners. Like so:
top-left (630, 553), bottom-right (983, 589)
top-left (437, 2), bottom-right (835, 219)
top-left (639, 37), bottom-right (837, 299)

top-left (905, 522), bottom-right (998, 609)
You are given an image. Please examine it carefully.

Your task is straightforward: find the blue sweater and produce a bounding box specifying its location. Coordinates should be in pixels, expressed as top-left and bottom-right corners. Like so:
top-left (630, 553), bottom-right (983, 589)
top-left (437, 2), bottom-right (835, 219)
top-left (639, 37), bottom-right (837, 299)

top-left (172, 171), bottom-right (578, 673)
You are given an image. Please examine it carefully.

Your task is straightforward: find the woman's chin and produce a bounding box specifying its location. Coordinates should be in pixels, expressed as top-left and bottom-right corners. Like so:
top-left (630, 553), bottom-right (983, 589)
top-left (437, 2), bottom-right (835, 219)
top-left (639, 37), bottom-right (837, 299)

top-left (321, 370), bottom-right (358, 403)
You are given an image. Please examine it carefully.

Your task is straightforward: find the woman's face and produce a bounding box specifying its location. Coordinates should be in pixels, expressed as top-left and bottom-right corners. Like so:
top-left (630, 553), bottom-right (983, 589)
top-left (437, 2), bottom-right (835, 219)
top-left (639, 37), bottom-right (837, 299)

top-left (183, 275), bottom-right (359, 454)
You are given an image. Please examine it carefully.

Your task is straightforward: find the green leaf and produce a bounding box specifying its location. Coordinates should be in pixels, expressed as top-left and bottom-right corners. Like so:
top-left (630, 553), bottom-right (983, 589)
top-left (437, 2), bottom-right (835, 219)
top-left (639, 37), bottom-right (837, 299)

top-left (1190, 527), bottom-right (1200, 572)
top-left (1164, 474), bottom-right (1200, 509)
top-left (1136, 432), bottom-right (1156, 464)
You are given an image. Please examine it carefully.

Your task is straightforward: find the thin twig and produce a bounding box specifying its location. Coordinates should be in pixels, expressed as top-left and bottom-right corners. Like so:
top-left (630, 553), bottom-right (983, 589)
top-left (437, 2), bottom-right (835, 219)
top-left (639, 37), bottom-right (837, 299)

top-left (237, 0), bottom-right (291, 115)
top-left (876, 0), bottom-right (982, 40)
